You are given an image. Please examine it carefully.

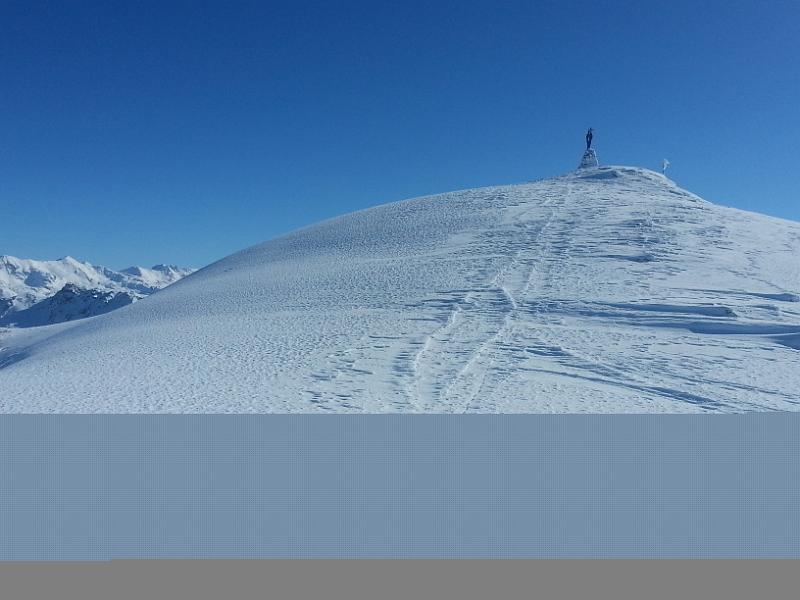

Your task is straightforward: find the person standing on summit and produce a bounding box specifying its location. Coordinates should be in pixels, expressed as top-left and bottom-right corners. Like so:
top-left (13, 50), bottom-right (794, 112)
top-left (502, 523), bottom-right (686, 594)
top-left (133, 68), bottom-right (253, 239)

top-left (586, 127), bottom-right (593, 150)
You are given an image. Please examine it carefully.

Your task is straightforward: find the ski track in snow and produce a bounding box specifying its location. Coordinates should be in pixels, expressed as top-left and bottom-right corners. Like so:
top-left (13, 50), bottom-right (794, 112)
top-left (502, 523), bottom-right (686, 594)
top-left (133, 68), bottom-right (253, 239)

top-left (1, 166), bottom-right (800, 412)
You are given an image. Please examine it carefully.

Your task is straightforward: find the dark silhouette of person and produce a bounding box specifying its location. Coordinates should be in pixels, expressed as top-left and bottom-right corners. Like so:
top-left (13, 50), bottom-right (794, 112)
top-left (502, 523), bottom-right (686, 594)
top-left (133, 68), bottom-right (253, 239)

top-left (586, 127), bottom-right (593, 150)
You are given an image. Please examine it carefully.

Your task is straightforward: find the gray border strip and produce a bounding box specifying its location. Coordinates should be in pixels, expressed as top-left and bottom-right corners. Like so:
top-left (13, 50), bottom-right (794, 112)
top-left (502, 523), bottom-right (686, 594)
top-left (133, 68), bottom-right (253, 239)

top-left (1, 414), bottom-right (799, 559)
top-left (2, 560), bottom-right (800, 600)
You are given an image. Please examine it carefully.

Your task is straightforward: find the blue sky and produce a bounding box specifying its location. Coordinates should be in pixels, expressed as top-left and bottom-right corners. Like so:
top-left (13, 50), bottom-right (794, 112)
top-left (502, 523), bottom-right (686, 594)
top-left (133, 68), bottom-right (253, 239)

top-left (2, 1), bottom-right (798, 269)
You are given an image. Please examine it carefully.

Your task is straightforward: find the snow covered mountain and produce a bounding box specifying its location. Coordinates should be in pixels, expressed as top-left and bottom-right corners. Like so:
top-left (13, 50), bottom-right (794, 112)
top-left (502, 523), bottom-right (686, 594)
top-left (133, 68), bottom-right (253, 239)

top-left (1, 165), bottom-right (799, 413)
top-left (0, 255), bottom-right (194, 324)
top-left (0, 284), bottom-right (136, 329)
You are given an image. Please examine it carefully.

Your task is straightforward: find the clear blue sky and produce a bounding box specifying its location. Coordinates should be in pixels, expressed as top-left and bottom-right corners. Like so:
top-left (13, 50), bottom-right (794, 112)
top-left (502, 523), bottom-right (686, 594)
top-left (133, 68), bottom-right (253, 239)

top-left (2, 1), bottom-right (798, 269)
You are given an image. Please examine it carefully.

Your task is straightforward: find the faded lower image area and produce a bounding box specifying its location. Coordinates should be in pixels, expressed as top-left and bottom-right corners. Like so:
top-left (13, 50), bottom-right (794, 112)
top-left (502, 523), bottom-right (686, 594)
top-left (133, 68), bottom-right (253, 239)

top-left (1, 166), bottom-right (799, 412)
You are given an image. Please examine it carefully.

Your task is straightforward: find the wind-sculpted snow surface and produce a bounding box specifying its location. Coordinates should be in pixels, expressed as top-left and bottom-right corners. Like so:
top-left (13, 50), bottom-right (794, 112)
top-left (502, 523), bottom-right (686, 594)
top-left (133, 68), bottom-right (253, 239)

top-left (1, 166), bottom-right (799, 412)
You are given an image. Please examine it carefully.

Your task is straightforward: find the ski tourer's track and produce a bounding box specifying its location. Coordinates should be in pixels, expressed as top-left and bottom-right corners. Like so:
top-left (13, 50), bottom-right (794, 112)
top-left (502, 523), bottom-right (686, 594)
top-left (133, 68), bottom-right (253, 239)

top-left (1, 166), bottom-right (799, 413)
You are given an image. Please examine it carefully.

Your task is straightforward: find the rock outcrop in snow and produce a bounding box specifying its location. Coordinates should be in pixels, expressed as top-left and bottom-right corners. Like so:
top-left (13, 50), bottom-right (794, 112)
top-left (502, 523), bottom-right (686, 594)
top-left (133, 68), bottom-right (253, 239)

top-left (1, 166), bottom-right (799, 413)
top-left (578, 148), bottom-right (599, 169)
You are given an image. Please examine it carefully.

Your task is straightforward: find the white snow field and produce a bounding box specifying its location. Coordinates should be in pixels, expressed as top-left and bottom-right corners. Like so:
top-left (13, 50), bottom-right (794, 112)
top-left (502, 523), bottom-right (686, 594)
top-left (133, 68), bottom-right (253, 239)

top-left (1, 165), bottom-right (799, 412)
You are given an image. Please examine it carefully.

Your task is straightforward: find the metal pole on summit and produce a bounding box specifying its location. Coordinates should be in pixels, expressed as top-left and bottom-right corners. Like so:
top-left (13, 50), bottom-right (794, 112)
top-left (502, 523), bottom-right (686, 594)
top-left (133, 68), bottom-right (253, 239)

top-left (586, 127), bottom-right (593, 150)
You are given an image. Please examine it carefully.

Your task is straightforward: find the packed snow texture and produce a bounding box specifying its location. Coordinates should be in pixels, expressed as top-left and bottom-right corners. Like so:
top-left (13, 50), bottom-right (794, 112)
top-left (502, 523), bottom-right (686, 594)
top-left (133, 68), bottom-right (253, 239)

top-left (1, 166), bottom-right (799, 412)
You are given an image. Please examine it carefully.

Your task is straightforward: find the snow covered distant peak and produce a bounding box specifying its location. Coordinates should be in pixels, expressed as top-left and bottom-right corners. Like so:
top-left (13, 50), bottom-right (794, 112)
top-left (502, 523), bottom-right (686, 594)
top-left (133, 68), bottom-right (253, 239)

top-left (0, 254), bottom-right (195, 315)
top-left (0, 255), bottom-right (106, 313)
top-left (0, 284), bottom-right (135, 328)
top-left (111, 264), bottom-right (195, 294)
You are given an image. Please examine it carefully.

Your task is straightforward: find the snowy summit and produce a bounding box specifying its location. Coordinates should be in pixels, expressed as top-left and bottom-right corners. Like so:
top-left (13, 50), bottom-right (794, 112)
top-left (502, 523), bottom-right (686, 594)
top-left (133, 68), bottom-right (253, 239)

top-left (1, 165), bottom-right (799, 412)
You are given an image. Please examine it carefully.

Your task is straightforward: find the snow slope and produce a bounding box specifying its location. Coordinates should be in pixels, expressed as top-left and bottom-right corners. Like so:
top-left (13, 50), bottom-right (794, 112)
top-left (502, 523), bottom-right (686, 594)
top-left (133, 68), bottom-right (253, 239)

top-left (0, 255), bottom-right (194, 315)
top-left (1, 166), bottom-right (799, 412)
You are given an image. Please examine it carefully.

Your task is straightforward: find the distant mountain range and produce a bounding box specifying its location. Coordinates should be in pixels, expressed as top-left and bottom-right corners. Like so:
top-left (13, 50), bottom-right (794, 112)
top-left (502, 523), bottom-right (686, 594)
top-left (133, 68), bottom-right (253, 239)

top-left (0, 255), bottom-right (194, 327)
